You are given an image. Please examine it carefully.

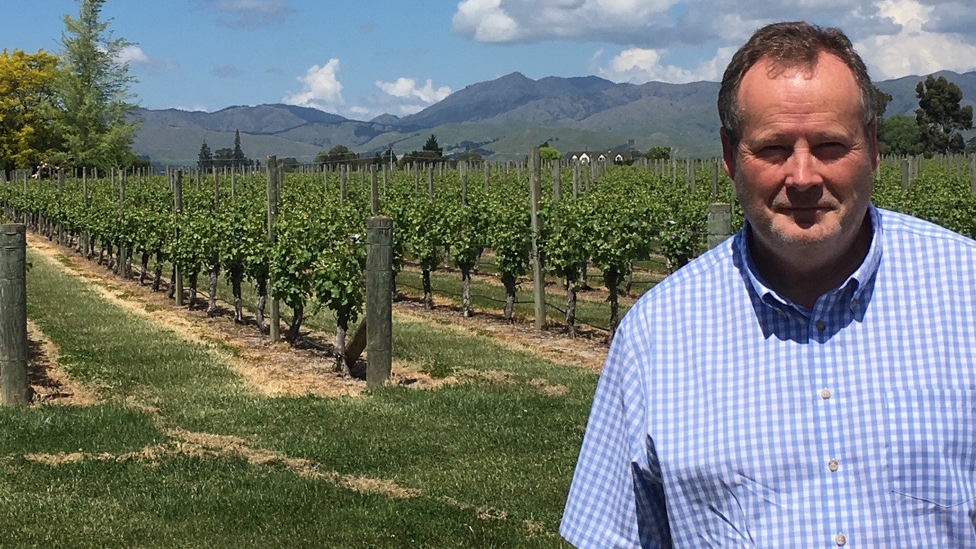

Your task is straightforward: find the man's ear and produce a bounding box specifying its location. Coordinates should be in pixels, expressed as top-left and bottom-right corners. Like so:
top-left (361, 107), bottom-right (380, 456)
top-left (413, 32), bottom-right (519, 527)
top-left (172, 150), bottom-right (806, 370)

top-left (720, 128), bottom-right (737, 180)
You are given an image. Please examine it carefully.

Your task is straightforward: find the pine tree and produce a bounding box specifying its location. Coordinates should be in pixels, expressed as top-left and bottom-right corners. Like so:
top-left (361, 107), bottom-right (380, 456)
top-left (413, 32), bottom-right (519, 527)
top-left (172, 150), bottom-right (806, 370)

top-left (198, 142), bottom-right (213, 171)
top-left (423, 134), bottom-right (442, 156)
top-left (232, 129), bottom-right (247, 168)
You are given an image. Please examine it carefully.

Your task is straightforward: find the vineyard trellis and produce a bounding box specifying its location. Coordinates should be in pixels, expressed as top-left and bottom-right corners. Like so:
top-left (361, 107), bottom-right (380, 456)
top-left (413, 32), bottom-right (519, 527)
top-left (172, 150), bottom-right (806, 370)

top-left (4, 152), bottom-right (976, 348)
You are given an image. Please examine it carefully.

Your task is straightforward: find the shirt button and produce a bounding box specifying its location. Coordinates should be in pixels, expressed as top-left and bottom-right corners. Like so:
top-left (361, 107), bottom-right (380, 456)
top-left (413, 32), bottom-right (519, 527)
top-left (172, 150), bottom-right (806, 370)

top-left (816, 320), bottom-right (826, 332)
top-left (836, 533), bottom-right (847, 546)
top-left (828, 459), bottom-right (839, 472)
top-left (850, 298), bottom-right (858, 309)
top-left (821, 388), bottom-right (832, 400)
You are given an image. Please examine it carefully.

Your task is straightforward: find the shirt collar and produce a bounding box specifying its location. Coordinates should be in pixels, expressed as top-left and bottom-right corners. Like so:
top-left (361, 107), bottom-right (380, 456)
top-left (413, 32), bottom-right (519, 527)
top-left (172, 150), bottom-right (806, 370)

top-left (734, 204), bottom-right (883, 314)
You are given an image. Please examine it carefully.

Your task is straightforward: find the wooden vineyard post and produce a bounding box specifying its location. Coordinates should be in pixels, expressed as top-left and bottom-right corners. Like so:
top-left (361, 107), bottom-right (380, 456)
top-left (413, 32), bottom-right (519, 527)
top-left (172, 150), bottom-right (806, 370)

top-left (370, 164), bottom-right (379, 215)
top-left (970, 155), bottom-right (976, 193)
top-left (1, 224), bottom-right (28, 406)
top-left (365, 216), bottom-right (394, 389)
top-left (572, 162), bottom-right (580, 202)
top-left (552, 164), bottom-right (562, 204)
top-left (267, 156), bottom-right (281, 343)
top-left (529, 147), bottom-right (546, 330)
top-left (57, 169), bottom-right (65, 246)
top-left (707, 203), bottom-right (733, 250)
top-left (711, 161), bottom-right (720, 198)
top-left (173, 171), bottom-right (185, 306)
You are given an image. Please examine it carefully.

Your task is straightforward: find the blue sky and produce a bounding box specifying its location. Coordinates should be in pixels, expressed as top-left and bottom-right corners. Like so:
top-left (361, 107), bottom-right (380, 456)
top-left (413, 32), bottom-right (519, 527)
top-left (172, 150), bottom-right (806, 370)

top-left (5, 0), bottom-right (976, 121)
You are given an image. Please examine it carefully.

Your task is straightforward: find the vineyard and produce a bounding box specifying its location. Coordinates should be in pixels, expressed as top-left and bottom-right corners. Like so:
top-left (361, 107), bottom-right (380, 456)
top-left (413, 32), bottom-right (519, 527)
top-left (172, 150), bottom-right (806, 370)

top-left (3, 153), bottom-right (976, 355)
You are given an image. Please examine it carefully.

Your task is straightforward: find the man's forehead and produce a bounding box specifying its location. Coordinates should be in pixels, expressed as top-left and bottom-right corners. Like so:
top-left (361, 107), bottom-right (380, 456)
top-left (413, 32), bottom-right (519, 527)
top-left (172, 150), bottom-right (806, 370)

top-left (747, 51), bottom-right (846, 81)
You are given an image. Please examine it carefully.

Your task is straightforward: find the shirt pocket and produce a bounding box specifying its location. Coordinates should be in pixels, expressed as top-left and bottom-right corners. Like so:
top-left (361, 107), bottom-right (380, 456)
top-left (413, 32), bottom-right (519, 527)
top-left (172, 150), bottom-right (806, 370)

top-left (885, 389), bottom-right (976, 507)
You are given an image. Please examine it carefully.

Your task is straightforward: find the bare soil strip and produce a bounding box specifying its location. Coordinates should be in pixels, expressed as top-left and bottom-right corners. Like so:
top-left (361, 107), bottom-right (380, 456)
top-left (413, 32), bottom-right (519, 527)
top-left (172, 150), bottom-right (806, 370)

top-left (27, 319), bottom-right (98, 405)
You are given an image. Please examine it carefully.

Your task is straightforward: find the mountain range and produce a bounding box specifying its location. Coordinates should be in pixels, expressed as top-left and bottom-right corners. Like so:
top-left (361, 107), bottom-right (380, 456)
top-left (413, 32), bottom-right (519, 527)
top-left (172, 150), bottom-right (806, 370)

top-left (132, 70), bottom-right (976, 167)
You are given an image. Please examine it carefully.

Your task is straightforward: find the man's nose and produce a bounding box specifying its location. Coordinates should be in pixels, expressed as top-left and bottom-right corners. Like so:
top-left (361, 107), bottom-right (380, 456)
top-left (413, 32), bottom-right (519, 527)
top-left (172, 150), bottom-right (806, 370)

top-left (784, 148), bottom-right (822, 189)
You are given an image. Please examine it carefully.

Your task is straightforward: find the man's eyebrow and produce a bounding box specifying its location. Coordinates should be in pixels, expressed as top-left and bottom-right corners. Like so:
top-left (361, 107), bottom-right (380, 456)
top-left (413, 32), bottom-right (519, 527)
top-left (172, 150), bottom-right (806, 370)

top-left (747, 129), bottom-right (853, 144)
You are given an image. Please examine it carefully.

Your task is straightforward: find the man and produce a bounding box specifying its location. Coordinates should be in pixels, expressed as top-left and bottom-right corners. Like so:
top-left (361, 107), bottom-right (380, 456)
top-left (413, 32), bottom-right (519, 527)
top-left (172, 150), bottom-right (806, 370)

top-left (561, 21), bottom-right (976, 548)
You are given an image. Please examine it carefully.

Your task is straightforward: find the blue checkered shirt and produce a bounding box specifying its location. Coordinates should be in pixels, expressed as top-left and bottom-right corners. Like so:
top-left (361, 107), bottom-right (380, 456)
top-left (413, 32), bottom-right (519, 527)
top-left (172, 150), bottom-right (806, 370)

top-left (561, 206), bottom-right (976, 548)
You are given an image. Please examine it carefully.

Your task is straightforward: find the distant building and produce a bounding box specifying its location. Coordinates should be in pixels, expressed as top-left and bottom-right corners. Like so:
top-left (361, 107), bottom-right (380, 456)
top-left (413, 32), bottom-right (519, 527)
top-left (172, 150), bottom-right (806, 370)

top-left (566, 145), bottom-right (642, 165)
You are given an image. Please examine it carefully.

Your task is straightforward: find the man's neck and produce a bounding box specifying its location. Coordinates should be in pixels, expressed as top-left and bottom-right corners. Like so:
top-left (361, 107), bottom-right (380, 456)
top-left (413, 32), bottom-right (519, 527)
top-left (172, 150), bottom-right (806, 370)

top-left (749, 217), bottom-right (873, 310)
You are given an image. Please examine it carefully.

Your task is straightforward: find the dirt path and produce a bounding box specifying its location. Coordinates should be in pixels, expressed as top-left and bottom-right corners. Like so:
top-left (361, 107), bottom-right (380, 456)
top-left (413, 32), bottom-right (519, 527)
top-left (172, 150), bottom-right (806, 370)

top-left (24, 233), bottom-right (608, 404)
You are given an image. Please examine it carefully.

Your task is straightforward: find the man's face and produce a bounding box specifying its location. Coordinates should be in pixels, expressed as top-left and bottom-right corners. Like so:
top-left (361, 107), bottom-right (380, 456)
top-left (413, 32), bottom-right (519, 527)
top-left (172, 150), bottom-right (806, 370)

top-left (721, 53), bottom-right (879, 270)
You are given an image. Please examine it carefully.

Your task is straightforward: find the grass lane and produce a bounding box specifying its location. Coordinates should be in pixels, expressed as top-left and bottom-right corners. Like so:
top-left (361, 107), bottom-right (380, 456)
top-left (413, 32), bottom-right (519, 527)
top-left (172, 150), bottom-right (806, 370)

top-left (0, 245), bottom-right (595, 548)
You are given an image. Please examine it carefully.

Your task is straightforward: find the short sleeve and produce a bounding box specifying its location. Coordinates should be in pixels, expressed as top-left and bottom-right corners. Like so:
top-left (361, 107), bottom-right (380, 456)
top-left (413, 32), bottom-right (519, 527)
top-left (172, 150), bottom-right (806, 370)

top-left (560, 332), bottom-right (671, 549)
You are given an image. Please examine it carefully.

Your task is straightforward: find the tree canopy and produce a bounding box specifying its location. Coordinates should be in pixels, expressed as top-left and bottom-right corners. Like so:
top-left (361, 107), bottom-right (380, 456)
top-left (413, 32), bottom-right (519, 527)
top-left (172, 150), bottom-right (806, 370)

top-left (879, 115), bottom-right (924, 157)
top-left (423, 134), bottom-right (442, 156)
top-left (315, 144), bottom-right (358, 168)
top-left (197, 142), bottom-right (213, 171)
top-left (644, 146), bottom-right (671, 161)
top-left (915, 75), bottom-right (973, 156)
top-left (53, 0), bottom-right (138, 171)
top-left (539, 145), bottom-right (561, 162)
top-left (0, 49), bottom-right (61, 174)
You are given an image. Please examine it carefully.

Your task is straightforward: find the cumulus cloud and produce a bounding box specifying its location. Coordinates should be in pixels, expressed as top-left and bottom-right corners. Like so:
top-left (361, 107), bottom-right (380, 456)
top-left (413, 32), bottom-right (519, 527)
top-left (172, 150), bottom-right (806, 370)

top-left (452, 0), bottom-right (677, 44)
top-left (337, 77), bottom-right (453, 120)
top-left (450, 0), bottom-right (976, 86)
top-left (597, 46), bottom-right (734, 84)
top-left (198, 0), bottom-right (294, 29)
top-left (283, 59), bottom-right (344, 112)
top-left (116, 45), bottom-right (149, 65)
top-left (114, 45), bottom-right (178, 74)
top-left (856, 0), bottom-right (976, 79)
top-left (376, 78), bottom-right (452, 105)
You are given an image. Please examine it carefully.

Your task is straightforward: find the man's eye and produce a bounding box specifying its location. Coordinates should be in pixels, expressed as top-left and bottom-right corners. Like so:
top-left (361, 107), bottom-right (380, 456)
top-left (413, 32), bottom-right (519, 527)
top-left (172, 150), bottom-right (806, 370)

top-left (757, 146), bottom-right (789, 160)
top-left (815, 143), bottom-right (848, 160)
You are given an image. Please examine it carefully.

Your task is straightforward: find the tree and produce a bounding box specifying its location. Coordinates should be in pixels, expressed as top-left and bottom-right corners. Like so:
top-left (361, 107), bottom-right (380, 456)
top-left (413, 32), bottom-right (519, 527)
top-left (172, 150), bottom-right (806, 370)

top-left (423, 134), bottom-right (443, 156)
top-left (232, 129), bottom-right (248, 167)
top-left (279, 157), bottom-right (300, 172)
top-left (314, 144), bottom-right (357, 168)
top-left (539, 145), bottom-right (561, 162)
top-left (213, 147), bottom-right (234, 169)
top-left (872, 85), bottom-right (892, 119)
top-left (915, 75), bottom-right (974, 156)
top-left (644, 146), bottom-right (671, 161)
top-left (455, 151), bottom-right (484, 165)
top-left (879, 115), bottom-right (924, 157)
top-left (197, 142), bottom-right (213, 171)
top-left (0, 49), bottom-right (61, 175)
top-left (54, 0), bottom-right (138, 171)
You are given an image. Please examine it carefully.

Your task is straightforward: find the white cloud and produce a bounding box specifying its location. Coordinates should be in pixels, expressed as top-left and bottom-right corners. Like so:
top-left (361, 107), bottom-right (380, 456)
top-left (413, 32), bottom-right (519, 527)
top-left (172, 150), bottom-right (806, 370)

top-left (452, 0), bottom-right (677, 44)
top-left (336, 78), bottom-right (453, 120)
top-left (875, 0), bottom-right (932, 26)
top-left (114, 45), bottom-right (178, 74)
top-left (857, 0), bottom-right (976, 78)
top-left (598, 46), bottom-right (735, 84)
top-left (117, 45), bottom-right (149, 65)
top-left (376, 78), bottom-right (452, 104)
top-left (283, 59), bottom-right (344, 112)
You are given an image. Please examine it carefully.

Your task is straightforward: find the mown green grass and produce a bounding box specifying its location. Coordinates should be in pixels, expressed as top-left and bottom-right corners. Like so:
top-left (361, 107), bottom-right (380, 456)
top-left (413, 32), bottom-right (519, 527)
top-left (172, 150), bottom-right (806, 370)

top-left (0, 246), bottom-right (596, 548)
